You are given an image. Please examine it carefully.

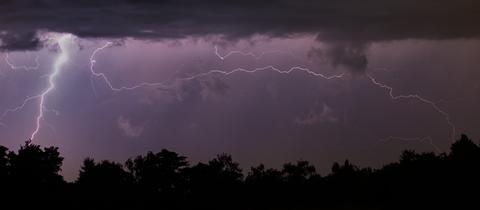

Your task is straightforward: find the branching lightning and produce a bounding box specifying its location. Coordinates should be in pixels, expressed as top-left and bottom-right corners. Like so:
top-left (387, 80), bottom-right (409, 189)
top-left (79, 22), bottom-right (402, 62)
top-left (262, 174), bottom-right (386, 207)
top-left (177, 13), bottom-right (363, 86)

top-left (1, 95), bottom-right (41, 121)
top-left (1, 37), bottom-right (457, 151)
top-left (89, 43), bottom-right (344, 93)
top-left (214, 45), bottom-right (298, 60)
top-left (367, 74), bottom-right (456, 148)
top-left (89, 42), bottom-right (123, 91)
top-left (5, 53), bottom-right (40, 71)
top-left (88, 42), bottom-right (456, 151)
top-left (0, 34), bottom-right (71, 140)
top-left (30, 35), bottom-right (71, 140)
top-left (214, 47), bottom-right (457, 151)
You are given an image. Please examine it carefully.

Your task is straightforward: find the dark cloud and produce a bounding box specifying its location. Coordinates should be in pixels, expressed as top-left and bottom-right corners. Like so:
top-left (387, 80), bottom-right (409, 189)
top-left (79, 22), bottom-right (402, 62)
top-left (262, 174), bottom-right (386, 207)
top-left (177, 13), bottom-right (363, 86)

top-left (2, 0), bottom-right (480, 72)
top-left (309, 42), bottom-right (368, 73)
top-left (0, 31), bottom-right (43, 51)
top-left (1, 0), bottom-right (480, 52)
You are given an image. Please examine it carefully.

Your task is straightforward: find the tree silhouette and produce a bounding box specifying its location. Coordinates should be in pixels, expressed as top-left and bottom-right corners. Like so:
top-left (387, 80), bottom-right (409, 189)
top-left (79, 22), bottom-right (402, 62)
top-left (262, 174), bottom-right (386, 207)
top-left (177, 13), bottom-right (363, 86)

top-left (0, 134), bottom-right (478, 209)
top-left (208, 153), bottom-right (244, 182)
top-left (282, 160), bottom-right (317, 184)
top-left (0, 140), bottom-right (66, 207)
top-left (246, 164), bottom-right (283, 186)
top-left (126, 149), bottom-right (188, 194)
top-left (7, 140), bottom-right (64, 187)
top-left (124, 149), bottom-right (188, 208)
top-left (75, 158), bottom-right (135, 208)
top-left (446, 134), bottom-right (480, 208)
top-left (77, 158), bottom-right (133, 190)
top-left (183, 153), bottom-right (244, 209)
top-left (450, 134), bottom-right (480, 162)
top-left (245, 164), bottom-right (284, 208)
top-left (0, 145), bottom-right (8, 187)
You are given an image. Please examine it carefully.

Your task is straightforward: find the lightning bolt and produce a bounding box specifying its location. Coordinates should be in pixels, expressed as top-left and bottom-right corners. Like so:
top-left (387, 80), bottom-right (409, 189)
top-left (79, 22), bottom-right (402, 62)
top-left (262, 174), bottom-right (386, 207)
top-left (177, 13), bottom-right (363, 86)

top-left (1, 95), bottom-right (41, 121)
top-left (214, 45), bottom-right (299, 60)
top-left (215, 47), bottom-right (456, 151)
top-left (89, 42), bottom-right (120, 92)
top-left (5, 53), bottom-right (40, 71)
top-left (90, 42), bottom-right (455, 150)
top-left (367, 74), bottom-right (456, 146)
top-left (30, 34), bottom-right (72, 140)
top-left (0, 34), bottom-right (71, 140)
top-left (3, 37), bottom-right (454, 149)
top-left (88, 43), bottom-right (344, 93)
top-left (89, 42), bottom-right (174, 92)
top-left (90, 42), bottom-right (344, 91)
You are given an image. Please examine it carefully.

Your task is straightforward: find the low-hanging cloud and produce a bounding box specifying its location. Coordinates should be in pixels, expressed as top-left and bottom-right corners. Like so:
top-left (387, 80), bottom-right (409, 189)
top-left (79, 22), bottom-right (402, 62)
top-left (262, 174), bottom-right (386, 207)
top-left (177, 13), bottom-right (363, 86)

top-left (1, 0), bottom-right (480, 50)
top-left (1, 0), bottom-right (480, 72)
top-left (309, 42), bottom-right (368, 73)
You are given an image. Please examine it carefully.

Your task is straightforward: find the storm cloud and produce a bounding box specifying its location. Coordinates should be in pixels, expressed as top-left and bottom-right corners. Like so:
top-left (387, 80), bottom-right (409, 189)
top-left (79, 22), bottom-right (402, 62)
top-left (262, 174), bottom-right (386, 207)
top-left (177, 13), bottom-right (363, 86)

top-left (1, 2), bottom-right (480, 180)
top-left (1, 0), bottom-right (480, 52)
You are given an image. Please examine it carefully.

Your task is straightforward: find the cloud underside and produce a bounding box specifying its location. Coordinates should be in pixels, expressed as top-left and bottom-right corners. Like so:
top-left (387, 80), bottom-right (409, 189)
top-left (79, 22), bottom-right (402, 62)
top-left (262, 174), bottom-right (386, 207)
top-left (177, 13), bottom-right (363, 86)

top-left (1, 0), bottom-right (479, 71)
top-left (1, 0), bottom-right (479, 50)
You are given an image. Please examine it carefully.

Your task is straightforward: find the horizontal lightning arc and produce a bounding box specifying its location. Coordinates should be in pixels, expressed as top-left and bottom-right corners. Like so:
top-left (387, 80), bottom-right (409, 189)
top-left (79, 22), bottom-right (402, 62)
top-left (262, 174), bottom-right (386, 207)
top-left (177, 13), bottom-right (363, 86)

top-left (89, 43), bottom-right (345, 92)
top-left (216, 47), bottom-right (456, 151)
top-left (0, 38), bottom-right (458, 151)
top-left (214, 45), bottom-right (299, 60)
top-left (5, 53), bottom-right (40, 71)
top-left (367, 74), bottom-right (456, 144)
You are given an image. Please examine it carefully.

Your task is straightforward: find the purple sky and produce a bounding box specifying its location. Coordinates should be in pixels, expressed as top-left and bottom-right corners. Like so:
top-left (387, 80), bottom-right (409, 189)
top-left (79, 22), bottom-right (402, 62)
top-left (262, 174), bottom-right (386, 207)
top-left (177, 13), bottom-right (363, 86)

top-left (1, 36), bottom-right (479, 180)
top-left (1, 0), bottom-right (480, 180)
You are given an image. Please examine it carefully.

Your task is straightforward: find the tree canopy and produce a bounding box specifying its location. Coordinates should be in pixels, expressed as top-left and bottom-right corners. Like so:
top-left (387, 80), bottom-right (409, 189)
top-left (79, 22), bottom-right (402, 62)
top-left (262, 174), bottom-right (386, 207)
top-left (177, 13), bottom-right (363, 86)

top-left (0, 135), bottom-right (478, 210)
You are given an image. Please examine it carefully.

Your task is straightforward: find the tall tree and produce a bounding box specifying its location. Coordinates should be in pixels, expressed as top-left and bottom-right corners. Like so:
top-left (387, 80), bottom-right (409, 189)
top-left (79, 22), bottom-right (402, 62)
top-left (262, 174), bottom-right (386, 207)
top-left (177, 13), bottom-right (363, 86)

top-left (125, 149), bottom-right (188, 194)
top-left (7, 140), bottom-right (64, 187)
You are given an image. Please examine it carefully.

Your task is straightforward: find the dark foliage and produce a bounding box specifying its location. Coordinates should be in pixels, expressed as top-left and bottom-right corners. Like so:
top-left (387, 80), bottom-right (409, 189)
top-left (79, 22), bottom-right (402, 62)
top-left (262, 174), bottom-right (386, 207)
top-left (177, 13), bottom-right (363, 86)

top-left (0, 135), bottom-right (479, 210)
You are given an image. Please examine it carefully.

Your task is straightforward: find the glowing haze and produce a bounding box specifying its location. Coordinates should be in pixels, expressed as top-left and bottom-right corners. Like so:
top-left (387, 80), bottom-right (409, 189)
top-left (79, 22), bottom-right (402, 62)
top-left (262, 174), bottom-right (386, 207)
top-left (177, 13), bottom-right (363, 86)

top-left (1, 0), bottom-right (480, 180)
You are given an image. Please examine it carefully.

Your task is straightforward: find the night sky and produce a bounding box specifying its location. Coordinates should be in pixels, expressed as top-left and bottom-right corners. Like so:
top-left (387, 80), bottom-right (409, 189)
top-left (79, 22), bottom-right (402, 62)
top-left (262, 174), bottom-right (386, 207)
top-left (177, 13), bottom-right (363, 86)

top-left (1, 0), bottom-right (479, 180)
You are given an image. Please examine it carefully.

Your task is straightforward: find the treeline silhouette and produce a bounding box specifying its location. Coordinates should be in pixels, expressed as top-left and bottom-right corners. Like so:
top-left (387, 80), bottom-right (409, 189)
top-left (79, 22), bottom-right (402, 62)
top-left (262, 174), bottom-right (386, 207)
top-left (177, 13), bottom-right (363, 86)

top-left (0, 134), bottom-right (479, 210)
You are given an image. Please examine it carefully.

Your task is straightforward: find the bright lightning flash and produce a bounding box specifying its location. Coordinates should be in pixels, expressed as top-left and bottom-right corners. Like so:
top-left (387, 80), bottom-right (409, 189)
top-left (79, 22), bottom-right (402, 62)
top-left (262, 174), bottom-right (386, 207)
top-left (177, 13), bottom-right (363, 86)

top-left (89, 44), bottom-right (344, 93)
top-left (30, 35), bottom-right (72, 140)
top-left (0, 34), bottom-right (72, 140)
top-left (2, 37), bottom-right (457, 150)
top-left (89, 42), bottom-right (456, 151)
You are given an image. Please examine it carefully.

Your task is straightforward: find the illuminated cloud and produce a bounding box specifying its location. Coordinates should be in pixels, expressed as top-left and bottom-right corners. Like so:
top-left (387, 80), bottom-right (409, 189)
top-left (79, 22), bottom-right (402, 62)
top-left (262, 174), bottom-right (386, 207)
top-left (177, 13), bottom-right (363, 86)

top-left (117, 116), bottom-right (144, 138)
top-left (295, 103), bottom-right (339, 126)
